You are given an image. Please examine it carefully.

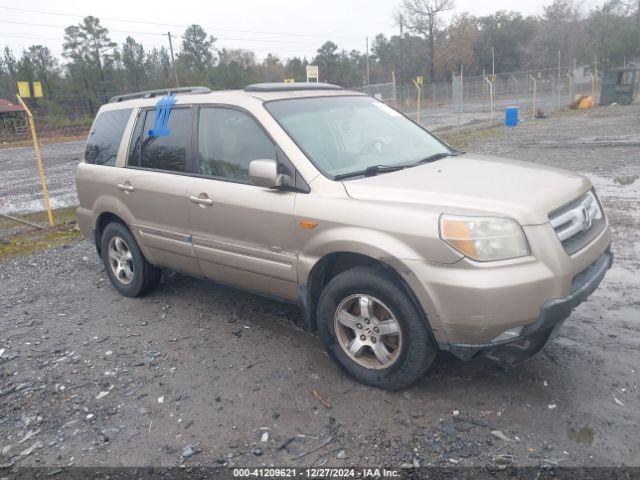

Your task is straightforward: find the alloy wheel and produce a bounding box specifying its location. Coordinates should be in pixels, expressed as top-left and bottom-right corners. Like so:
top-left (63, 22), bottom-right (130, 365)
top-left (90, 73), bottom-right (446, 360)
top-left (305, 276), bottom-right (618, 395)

top-left (107, 236), bottom-right (134, 285)
top-left (333, 294), bottom-right (403, 370)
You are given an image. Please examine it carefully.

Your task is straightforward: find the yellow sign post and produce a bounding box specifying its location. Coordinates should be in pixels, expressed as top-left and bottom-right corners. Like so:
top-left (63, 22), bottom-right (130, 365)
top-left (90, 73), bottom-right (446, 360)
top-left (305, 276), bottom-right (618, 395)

top-left (412, 76), bottom-right (423, 123)
top-left (16, 81), bottom-right (44, 98)
top-left (33, 81), bottom-right (44, 98)
top-left (16, 95), bottom-right (54, 227)
top-left (566, 72), bottom-right (574, 101)
top-left (17, 81), bottom-right (31, 98)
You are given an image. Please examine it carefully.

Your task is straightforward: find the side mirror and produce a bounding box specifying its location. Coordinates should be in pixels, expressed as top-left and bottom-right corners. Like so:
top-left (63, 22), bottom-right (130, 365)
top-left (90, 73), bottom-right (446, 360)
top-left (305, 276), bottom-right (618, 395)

top-left (249, 159), bottom-right (284, 188)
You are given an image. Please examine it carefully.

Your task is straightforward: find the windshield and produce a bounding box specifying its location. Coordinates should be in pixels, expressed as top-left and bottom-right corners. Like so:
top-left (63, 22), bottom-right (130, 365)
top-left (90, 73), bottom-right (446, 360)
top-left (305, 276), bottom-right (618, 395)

top-left (265, 95), bottom-right (452, 179)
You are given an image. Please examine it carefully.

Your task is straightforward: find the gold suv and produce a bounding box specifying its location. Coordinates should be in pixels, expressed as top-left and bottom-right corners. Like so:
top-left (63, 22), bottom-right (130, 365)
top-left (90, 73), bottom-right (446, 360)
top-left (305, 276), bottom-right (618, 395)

top-left (76, 84), bottom-right (612, 389)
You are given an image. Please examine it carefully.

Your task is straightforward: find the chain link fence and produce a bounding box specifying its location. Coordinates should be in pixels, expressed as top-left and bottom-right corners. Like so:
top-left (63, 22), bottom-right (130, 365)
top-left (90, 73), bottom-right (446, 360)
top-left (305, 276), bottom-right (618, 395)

top-left (0, 66), bottom-right (602, 145)
top-left (364, 65), bottom-right (601, 130)
top-left (0, 66), bottom-right (604, 220)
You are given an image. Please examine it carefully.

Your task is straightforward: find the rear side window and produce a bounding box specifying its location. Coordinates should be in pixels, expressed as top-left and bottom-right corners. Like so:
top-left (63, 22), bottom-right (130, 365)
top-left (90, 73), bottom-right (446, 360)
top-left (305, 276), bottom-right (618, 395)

top-left (197, 107), bottom-right (276, 182)
top-left (127, 107), bottom-right (191, 173)
top-left (85, 109), bottom-right (132, 166)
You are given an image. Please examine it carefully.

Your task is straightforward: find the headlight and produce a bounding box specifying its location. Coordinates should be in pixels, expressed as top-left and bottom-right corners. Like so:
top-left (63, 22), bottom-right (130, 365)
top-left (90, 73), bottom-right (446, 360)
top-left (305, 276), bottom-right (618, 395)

top-left (439, 215), bottom-right (530, 261)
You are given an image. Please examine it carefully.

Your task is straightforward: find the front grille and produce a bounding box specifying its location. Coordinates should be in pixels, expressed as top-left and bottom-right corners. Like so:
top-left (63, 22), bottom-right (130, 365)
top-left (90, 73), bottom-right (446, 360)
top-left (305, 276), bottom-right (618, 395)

top-left (549, 191), bottom-right (605, 255)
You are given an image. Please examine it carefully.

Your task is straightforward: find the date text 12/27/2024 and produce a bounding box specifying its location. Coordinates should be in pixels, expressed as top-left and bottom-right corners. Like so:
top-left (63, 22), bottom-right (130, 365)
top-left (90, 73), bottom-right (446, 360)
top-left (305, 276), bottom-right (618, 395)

top-left (232, 468), bottom-right (401, 478)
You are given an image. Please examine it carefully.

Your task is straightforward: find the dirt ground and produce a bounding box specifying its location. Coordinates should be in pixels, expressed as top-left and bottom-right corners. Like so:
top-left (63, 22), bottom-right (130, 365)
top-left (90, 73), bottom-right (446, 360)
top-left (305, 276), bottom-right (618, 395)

top-left (1, 104), bottom-right (639, 470)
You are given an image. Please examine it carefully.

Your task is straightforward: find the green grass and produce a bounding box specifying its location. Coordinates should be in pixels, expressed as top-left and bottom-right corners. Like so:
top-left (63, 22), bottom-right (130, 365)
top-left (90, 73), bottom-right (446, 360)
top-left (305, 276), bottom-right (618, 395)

top-left (0, 206), bottom-right (77, 231)
top-left (0, 207), bottom-right (83, 262)
top-left (613, 175), bottom-right (639, 186)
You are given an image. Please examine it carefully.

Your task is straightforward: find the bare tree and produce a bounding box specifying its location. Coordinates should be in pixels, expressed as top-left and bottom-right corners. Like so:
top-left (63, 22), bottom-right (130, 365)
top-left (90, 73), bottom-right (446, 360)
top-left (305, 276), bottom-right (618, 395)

top-left (399, 0), bottom-right (454, 81)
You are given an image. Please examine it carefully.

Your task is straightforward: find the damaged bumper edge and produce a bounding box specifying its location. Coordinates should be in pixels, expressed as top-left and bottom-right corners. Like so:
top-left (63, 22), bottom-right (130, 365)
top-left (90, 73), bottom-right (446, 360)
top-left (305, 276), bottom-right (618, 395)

top-left (438, 247), bottom-right (613, 367)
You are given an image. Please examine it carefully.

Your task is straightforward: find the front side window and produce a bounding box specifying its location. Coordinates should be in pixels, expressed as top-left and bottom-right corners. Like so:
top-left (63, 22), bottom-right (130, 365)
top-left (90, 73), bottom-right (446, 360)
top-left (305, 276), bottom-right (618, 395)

top-left (265, 96), bottom-right (452, 179)
top-left (85, 108), bottom-right (132, 166)
top-left (197, 107), bottom-right (276, 182)
top-left (128, 108), bottom-right (191, 173)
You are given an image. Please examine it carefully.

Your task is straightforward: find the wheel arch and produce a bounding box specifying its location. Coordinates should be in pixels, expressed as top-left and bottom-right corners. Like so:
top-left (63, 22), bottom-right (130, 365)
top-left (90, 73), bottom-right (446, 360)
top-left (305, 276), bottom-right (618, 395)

top-left (94, 211), bottom-right (129, 255)
top-left (300, 251), bottom-right (436, 342)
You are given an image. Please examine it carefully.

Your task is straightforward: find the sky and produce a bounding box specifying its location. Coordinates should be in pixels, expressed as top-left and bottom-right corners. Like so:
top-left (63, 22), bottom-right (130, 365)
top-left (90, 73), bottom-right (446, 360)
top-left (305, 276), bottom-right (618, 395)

top-left (0, 0), bottom-right (596, 61)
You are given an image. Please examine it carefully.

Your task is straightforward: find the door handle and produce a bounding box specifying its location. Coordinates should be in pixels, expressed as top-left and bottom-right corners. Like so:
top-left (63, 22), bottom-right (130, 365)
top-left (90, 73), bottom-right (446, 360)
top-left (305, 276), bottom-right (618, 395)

top-left (190, 195), bottom-right (213, 206)
top-left (117, 183), bottom-right (134, 193)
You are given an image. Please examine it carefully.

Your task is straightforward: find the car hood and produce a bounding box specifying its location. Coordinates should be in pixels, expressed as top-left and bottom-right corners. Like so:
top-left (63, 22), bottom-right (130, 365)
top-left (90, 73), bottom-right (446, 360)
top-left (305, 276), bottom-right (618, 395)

top-left (342, 153), bottom-right (592, 225)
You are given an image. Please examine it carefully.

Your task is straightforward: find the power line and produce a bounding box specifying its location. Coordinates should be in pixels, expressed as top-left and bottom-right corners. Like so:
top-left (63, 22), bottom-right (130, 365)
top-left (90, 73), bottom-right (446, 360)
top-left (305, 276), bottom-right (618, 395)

top-left (0, 5), bottom-right (366, 41)
top-left (0, 33), bottom-right (61, 41)
top-left (0, 19), bottom-right (165, 37)
top-left (0, 33), bottom-right (327, 58)
top-left (0, 19), bottom-right (362, 48)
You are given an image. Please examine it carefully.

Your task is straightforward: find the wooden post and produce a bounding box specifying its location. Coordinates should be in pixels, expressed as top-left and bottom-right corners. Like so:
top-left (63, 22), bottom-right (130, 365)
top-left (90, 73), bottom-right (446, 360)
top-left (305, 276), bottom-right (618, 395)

top-left (412, 77), bottom-right (422, 123)
top-left (566, 72), bottom-right (574, 102)
top-left (529, 75), bottom-right (537, 118)
top-left (16, 95), bottom-right (54, 227)
top-left (483, 76), bottom-right (494, 121)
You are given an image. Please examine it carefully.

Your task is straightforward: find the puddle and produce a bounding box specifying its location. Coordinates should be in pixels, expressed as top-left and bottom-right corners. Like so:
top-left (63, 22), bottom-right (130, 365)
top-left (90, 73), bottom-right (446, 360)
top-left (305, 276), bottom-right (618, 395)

top-left (568, 426), bottom-right (594, 445)
top-left (612, 305), bottom-right (640, 323)
top-left (583, 173), bottom-right (640, 201)
top-left (606, 265), bottom-right (640, 287)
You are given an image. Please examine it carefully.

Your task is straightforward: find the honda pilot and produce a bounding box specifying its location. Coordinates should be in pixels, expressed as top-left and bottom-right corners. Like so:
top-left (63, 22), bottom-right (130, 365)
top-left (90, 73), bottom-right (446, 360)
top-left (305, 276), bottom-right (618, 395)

top-left (76, 83), bottom-right (612, 389)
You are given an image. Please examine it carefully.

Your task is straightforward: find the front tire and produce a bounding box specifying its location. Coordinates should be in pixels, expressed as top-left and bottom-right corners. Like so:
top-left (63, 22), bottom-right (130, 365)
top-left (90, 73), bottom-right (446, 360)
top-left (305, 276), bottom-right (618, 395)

top-left (318, 266), bottom-right (437, 389)
top-left (100, 222), bottom-right (161, 297)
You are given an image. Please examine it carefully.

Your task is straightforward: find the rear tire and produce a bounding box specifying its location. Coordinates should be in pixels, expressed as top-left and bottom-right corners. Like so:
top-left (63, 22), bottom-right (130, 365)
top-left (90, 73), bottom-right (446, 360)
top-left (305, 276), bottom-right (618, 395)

top-left (317, 266), bottom-right (437, 389)
top-left (100, 222), bottom-right (161, 297)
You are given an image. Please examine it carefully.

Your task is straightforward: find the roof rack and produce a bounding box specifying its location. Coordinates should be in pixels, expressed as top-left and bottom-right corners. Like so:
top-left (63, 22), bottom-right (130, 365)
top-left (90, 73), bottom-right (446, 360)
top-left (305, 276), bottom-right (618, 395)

top-left (109, 86), bottom-right (212, 103)
top-left (244, 82), bottom-right (342, 92)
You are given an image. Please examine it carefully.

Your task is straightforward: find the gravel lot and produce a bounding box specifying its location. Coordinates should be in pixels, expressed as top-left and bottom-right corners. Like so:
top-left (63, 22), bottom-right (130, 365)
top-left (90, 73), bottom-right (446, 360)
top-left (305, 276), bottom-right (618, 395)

top-left (0, 140), bottom-right (83, 215)
top-left (1, 104), bottom-right (639, 470)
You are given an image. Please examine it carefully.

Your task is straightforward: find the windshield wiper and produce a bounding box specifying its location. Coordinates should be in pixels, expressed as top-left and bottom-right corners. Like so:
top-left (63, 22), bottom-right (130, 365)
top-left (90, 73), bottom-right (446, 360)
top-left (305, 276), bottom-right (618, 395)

top-left (334, 164), bottom-right (406, 180)
top-left (413, 151), bottom-right (461, 165)
top-left (333, 152), bottom-right (462, 180)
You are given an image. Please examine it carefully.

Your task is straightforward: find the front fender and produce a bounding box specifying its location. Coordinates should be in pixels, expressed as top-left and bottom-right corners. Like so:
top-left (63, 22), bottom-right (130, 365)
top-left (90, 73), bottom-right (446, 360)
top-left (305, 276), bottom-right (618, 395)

top-left (298, 226), bottom-right (452, 339)
top-left (298, 225), bottom-right (428, 285)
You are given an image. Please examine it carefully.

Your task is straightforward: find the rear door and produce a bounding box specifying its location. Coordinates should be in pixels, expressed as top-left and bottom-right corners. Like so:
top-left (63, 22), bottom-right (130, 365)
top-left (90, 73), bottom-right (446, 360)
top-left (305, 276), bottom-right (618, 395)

top-left (186, 106), bottom-right (298, 300)
top-left (117, 106), bottom-right (200, 275)
top-left (76, 107), bottom-right (133, 238)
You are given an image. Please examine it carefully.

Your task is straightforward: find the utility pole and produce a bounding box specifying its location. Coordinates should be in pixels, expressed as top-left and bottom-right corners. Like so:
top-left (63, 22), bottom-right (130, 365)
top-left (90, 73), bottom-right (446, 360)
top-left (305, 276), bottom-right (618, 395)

top-left (491, 46), bottom-right (495, 77)
top-left (592, 53), bottom-right (598, 99)
top-left (399, 14), bottom-right (404, 86)
top-left (167, 32), bottom-right (180, 87)
top-left (460, 62), bottom-right (464, 115)
top-left (365, 36), bottom-right (370, 85)
top-left (557, 50), bottom-right (561, 95)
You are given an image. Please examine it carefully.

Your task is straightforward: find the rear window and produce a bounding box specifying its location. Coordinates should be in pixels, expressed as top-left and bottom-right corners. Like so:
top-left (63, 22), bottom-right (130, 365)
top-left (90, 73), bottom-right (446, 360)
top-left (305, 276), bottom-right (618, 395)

top-left (84, 109), bottom-right (132, 166)
top-left (127, 107), bottom-right (191, 173)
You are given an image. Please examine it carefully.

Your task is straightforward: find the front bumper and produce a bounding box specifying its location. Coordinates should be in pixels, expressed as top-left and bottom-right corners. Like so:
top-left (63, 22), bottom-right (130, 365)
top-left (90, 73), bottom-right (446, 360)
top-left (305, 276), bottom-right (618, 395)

top-left (439, 248), bottom-right (613, 365)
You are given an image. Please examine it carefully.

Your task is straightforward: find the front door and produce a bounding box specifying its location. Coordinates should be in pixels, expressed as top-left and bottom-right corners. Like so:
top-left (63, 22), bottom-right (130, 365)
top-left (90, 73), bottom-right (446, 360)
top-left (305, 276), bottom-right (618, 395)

top-left (117, 106), bottom-right (200, 275)
top-left (187, 106), bottom-right (298, 300)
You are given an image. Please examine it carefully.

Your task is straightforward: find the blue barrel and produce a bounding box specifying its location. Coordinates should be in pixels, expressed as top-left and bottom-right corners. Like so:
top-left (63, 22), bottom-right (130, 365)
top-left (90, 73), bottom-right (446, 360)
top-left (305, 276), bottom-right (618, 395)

top-left (505, 107), bottom-right (518, 127)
